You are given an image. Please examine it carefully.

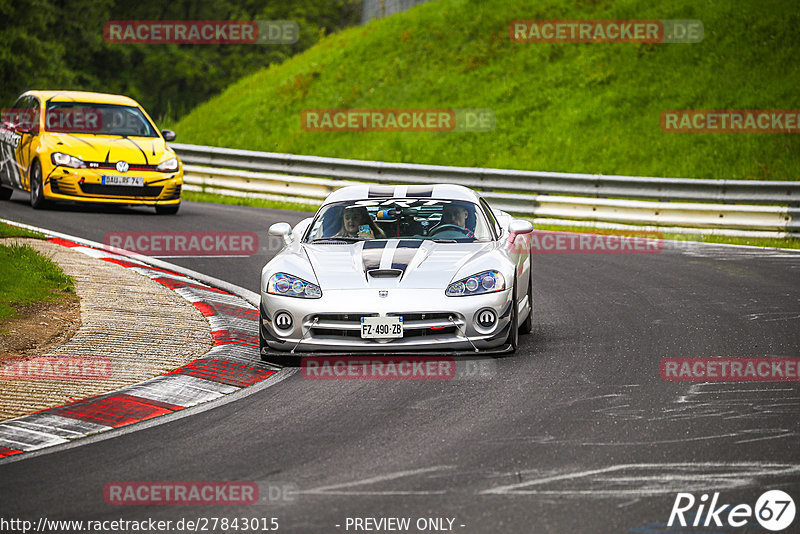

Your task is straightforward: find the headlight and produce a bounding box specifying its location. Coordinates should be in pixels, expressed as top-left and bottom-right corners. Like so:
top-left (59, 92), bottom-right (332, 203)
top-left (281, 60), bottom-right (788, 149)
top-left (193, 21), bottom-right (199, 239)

top-left (51, 152), bottom-right (85, 168)
top-left (267, 273), bottom-right (322, 299)
top-left (446, 270), bottom-right (505, 297)
top-left (156, 157), bottom-right (178, 172)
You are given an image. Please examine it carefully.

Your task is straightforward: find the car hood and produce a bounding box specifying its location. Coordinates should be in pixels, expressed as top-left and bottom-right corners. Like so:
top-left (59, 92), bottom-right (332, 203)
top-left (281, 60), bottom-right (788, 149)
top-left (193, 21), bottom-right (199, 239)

top-left (302, 239), bottom-right (496, 290)
top-left (45, 133), bottom-right (172, 166)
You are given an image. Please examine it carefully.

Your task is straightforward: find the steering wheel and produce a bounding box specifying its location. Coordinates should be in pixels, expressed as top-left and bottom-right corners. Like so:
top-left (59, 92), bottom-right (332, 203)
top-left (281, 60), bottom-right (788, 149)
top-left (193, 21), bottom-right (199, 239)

top-left (430, 224), bottom-right (471, 236)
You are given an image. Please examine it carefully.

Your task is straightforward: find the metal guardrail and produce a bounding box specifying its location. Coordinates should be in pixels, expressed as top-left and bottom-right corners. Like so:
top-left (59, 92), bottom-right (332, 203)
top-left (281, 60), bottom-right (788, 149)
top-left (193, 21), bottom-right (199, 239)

top-left (171, 143), bottom-right (799, 237)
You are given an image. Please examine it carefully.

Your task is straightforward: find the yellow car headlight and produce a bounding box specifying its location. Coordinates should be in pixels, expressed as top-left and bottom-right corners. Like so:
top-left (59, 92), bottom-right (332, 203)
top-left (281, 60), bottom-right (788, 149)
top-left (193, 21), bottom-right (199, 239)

top-left (156, 157), bottom-right (178, 172)
top-left (51, 152), bottom-right (86, 168)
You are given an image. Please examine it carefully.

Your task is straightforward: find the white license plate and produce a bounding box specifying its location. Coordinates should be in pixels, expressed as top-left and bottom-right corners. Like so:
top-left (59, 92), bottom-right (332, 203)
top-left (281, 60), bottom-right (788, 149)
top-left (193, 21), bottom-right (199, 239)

top-left (361, 316), bottom-right (403, 339)
top-left (102, 175), bottom-right (144, 186)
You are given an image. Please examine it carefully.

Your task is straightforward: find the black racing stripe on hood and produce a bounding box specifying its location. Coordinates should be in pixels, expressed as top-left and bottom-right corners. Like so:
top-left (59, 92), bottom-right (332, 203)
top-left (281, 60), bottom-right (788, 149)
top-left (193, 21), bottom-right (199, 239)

top-left (122, 138), bottom-right (150, 164)
top-left (361, 240), bottom-right (386, 271)
top-left (391, 240), bottom-right (423, 271)
top-left (73, 137), bottom-right (96, 148)
top-left (405, 186), bottom-right (433, 197)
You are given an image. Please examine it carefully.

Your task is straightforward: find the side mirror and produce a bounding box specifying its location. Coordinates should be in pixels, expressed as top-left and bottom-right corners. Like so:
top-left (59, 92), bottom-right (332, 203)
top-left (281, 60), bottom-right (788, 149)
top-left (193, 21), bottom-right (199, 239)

top-left (508, 219), bottom-right (533, 247)
top-left (269, 222), bottom-right (293, 244)
top-left (508, 219), bottom-right (533, 235)
top-left (161, 129), bottom-right (177, 142)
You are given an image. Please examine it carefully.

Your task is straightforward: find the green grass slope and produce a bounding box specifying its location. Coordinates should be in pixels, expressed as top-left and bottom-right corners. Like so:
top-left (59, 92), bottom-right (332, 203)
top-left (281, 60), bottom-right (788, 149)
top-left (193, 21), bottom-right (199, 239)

top-left (174, 0), bottom-right (800, 180)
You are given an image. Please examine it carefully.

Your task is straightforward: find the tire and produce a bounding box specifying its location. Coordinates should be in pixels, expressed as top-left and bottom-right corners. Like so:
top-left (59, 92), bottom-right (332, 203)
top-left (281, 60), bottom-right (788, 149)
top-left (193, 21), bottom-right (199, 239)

top-left (520, 268), bottom-right (533, 335)
top-left (505, 280), bottom-right (519, 353)
top-left (155, 202), bottom-right (180, 215)
top-left (29, 160), bottom-right (48, 209)
top-left (0, 186), bottom-right (11, 200)
top-left (264, 353), bottom-right (302, 367)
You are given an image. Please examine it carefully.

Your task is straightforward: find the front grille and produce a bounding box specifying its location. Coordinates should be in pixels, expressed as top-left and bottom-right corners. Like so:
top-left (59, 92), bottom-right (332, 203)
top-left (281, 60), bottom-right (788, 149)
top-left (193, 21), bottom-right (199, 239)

top-left (165, 184), bottom-right (181, 200)
top-left (307, 312), bottom-right (461, 342)
top-left (50, 179), bottom-right (79, 196)
top-left (388, 312), bottom-right (452, 322)
top-left (79, 183), bottom-right (163, 197)
top-left (403, 326), bottom-right (457, 338)
top-left (310, 329), bottom-right (361, 338)
top-left (86, 162), bottom-right (161, 172)
top-left (314, 313), bottom-right (376, 323)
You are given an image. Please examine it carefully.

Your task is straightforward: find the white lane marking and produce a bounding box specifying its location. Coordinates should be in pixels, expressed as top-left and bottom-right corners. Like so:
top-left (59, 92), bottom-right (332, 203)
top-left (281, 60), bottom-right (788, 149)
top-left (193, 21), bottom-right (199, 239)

top-left (745, 311), bottom-right (800, 322)
top-left (581, 429), bottom-right (795, 446)
top-left (734, 432), bottom-right (796, 444)
top-left (481, 463), bottom-right (800, 496)
top-left (301, 465), bottom-right (454, 495)
top-left (482, 465), bottom-right (625, 495)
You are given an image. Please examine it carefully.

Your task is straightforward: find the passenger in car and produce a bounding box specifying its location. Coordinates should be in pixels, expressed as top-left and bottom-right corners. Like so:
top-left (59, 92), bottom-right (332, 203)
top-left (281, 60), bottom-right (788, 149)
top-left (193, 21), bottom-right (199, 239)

top-left (335, 205), bottom-right (387, 239)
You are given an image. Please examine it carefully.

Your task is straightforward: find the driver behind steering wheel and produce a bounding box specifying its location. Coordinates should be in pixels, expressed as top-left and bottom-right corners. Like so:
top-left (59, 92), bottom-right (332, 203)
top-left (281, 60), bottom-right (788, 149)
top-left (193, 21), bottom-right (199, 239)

top-left (434, 203), bottom-right (474, 237)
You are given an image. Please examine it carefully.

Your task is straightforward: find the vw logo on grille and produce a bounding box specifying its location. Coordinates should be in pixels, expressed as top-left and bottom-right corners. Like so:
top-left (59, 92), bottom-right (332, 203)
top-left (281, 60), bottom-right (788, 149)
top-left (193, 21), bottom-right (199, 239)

top-left (274, 311), bottom-right (293, 330)
top-left (475, 309), bottom-right (497, 329)
top-left (379, 290), bottom-right (388, 298)
top-left (115, 160), bottom-right (129, 173)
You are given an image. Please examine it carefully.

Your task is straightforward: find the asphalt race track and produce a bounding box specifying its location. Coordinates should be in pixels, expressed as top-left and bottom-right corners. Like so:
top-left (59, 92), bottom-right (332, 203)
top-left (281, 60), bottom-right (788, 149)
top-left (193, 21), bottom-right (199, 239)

top-left (1, 195), bottom-right (799, 533)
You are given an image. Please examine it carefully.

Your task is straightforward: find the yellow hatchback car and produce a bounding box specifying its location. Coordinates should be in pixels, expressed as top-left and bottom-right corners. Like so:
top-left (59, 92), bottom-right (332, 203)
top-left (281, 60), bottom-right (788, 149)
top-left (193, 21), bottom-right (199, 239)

top-left (0, 90), bottom-right (183, 214)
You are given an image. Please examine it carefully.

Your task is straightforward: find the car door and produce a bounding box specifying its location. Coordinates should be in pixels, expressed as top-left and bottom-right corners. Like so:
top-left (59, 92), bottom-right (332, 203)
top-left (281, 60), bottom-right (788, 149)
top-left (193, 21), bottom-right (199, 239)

top-left (0, 97), bottom-right (26, 189)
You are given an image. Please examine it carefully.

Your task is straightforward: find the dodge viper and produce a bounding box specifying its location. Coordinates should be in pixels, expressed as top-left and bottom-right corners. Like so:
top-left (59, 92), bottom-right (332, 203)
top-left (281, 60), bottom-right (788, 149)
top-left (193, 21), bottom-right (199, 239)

top-left (260, 184), bottom-right (534, 366)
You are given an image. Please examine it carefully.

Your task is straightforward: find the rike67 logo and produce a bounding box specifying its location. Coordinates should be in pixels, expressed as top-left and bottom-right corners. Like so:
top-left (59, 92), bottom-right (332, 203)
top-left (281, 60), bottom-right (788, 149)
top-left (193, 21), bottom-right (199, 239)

top-left (669, 490), bottom-right (795, 531)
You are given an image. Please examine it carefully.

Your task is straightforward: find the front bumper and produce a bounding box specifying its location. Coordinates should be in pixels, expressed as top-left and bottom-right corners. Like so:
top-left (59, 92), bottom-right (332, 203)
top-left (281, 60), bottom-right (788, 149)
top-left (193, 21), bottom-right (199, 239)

top-left (43, 165), bottom-right (182, 206)
top-left (260, 288), bottom-right (514, 353)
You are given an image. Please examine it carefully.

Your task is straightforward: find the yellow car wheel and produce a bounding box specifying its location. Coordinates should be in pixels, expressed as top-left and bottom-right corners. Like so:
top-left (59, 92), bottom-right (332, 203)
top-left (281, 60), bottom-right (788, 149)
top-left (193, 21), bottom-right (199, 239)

top-left (155, 203), bottom-right (180, 215)
top-left (29, 160), bottom-right (48, 210)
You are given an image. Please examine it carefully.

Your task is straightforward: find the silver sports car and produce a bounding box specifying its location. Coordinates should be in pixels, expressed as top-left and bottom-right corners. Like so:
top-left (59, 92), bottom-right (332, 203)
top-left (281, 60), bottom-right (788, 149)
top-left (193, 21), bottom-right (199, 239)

top-left (260, 184), bottom-right (534, 365)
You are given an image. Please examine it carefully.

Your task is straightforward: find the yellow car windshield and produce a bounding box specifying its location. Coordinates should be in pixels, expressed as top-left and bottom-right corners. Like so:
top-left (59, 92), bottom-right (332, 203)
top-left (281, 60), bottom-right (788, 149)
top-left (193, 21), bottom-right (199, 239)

top-left (44, 102), bottom-right (158, 137)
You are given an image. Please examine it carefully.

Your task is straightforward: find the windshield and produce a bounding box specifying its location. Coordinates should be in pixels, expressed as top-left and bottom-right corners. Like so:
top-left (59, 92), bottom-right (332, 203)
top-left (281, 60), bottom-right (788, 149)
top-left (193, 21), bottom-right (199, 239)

top-left (304, 198), bottom-right (494, 243)
top-left (44, 102), bottom-right (158, 137)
